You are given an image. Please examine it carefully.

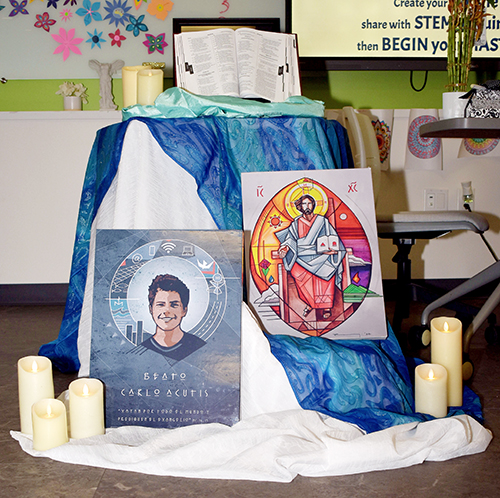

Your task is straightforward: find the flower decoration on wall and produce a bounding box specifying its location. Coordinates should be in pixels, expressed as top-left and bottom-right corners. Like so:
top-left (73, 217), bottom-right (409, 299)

top-left (146, 0), bottom-right (172, 21)
top-left (60, 8), bottom-right (72, 21)
top-left (104, 0), bottom-right (131, 27)
top-left (9, 0), bottom-right (28, 17)
top-left (56, 81), bottom-right (89, 104)
top-left (109, 29), bottom-right (126, 47)
top-left (6, 0), bottom-right (184, 70)
top-left (76, 0), bottom-right (103, 26)
top-left (86, 29), bottom-right (107, 48)
top-left (126, 14), bottom-right (148, 37)
top-left (143, 32), bottom-right (167, 54)
top-left (52, 27), bottom-right (84, 60)
top-left (34, 12), bottom-right (56, 31)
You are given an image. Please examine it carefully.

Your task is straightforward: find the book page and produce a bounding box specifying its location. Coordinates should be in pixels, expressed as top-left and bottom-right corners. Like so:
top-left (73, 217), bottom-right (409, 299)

top-left (234, 30), bottom-right (301, 102)
top-left (235, 29), bottom-right (289, 102)
top-left (174, 29), bottom-right (239, 97)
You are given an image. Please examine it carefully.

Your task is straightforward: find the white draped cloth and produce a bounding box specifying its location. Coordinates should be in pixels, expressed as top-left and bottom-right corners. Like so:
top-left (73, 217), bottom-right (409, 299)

top-left (11, 120), bottom-right (492, 481)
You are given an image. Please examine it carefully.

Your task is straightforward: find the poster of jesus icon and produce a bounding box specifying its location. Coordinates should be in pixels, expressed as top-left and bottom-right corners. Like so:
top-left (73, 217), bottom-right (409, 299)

top-left (242, 169), bottom-right (387, 340)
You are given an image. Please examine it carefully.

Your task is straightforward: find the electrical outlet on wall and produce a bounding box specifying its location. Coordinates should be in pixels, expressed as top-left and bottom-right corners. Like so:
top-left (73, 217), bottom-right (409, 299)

top-left (424, 189), bottom-right (448, 211)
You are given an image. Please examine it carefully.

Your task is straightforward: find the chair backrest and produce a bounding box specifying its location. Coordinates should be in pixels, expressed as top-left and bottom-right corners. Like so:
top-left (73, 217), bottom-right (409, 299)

top-left (327, 107), bottom-right (382, 204)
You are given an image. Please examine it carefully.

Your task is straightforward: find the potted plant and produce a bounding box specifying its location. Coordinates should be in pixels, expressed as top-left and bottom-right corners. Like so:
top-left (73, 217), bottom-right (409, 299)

top-left (56, 81), bottom-right (89, 111)
top-left (444, 0), bottom-right (495, 117)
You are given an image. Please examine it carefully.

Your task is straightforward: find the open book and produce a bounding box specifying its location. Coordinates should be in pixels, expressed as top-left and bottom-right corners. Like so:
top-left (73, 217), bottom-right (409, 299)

top-left (174, 28), bottom-right (301, 103)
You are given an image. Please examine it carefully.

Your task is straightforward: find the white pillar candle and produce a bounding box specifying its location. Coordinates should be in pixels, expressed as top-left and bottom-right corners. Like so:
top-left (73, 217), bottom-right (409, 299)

top-left (17, 356), bottom-right (54, 434)
top-left (32, 398), bottom-right (68, 451)
top-left (122, 65), bottom-right (152, 108)
top-left (69, 378), bottom-right (105, 439)
top-left (137, 69), bottom-right (164, 106)
top-left (415, 363), bottom-right (448, 418)
top-left (431, 316), bottom-right (463, 407)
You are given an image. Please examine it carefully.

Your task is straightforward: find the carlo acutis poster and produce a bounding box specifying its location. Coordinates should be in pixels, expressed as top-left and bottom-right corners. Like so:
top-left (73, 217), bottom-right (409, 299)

top-left (242, 169), bottom-right (387, 341)
top-left (90, 229), bottom-right (242, 429)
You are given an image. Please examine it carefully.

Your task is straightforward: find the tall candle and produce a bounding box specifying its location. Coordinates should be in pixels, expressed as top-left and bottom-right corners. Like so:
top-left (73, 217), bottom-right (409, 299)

top-left (18, 356), bottom-right (54, 434)
top-left (137, 69), bottom-right (164, 106)
top-left (32, 398), bottom-right (68, 451)
top-left (69, 378), bottom-right (105, 439)
top-left (431, 316), bottom-right (463, 407)
top-left (122, 65), bottom-right (152, 108)
top-left (415, 363), bottom-right (448, 418)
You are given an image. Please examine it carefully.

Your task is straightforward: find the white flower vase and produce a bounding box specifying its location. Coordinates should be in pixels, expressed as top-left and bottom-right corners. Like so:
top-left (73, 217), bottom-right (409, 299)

top-left (442, 92), bottom-right (467, 119)
top-left (64, 96), bottom-right (82, 111)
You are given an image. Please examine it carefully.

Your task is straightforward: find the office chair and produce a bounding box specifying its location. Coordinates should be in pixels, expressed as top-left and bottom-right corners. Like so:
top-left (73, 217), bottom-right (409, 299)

top-left (330, 107), bottom-right (491, 376)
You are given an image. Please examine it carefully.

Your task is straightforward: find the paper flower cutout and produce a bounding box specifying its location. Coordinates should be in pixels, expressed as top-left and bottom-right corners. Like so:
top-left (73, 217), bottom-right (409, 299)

top-left (143, 33), bottom-right (167, 54)
top-left (63, 0), bottom-right (78, 5)
top-left (86, 29), bottom-right (107, 49)
top-left (104, 0), bottom-right (131, 27)
top-left (60, 8), bottom-right (72, 21)
top-left (47, 0), bottom-right (59, 8)
top-left (109, 28), bottom-right (126, 47)
top-left (76, 0), bottom-right (102, 26)
top-left (34, 12), bottom-right (56, 31)
top-left (52, 27), bottom-right (84, 61)
top-left (9, 0), bottom-right (28, 16)
top-left (126, 14), bottom-right (147, 37)
top-left (133, 0), bottom-right (146, 9)
top-left (146, 0), bottom-right (172, 21)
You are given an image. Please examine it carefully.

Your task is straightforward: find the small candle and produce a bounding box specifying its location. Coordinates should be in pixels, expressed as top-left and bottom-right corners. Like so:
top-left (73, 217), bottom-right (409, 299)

top-left (18, 356), bottom-right (54, 434)
top-left (122, 64), bottom-right (152, 108)
top-left (69, 378), bottom-right (105, 439)
top-left (431, 316), bottom-right (463, 407)
top-left (415, 363), bottom-right (448, 418)
top-left (32, 398), bottom-right (68, 451)
top-left (137, 69), bottom-right (164, 106)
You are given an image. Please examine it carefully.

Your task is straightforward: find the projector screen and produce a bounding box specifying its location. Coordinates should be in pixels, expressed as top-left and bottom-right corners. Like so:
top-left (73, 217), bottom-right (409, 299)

top-left (286, 0), bottom-right (500, 70)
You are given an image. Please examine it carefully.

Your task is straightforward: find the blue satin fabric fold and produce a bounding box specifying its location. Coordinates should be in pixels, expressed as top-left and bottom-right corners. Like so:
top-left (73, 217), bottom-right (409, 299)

top-left (268, 325), bottom-right (483, 433)
top-left (39, 116), bottom-right (352, 372)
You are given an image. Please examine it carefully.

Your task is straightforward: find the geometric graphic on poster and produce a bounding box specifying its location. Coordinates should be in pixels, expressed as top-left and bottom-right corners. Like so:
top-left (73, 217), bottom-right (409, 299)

top-left (243, 170), bottom-right (387, 341)
top-left (464, 137), bottom-right (499, 155)
top-left (109, 238), bottom-right (226, 349)
top-left (91, 229), bottom-right (242, 429)
top-left (407, 115), bottom-right (441, 159)
top-left (372, 118), bottom-right (392, 166)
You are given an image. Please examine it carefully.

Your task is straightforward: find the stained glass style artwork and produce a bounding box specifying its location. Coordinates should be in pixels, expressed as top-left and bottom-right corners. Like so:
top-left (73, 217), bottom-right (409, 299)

top-left (242, 169), bottom-right (387, 341)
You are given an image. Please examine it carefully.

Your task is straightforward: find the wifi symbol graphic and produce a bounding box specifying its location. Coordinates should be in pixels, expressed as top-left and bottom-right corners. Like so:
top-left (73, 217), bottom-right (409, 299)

top-left (161, 241), bottom-right (176, 253)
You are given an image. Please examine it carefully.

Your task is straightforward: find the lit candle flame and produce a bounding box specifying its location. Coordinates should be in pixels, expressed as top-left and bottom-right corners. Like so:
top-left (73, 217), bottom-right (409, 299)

top-left (82, 383), bottom-right (90, 396)
top-left (31, 360), bottom-right (38, 373)
top-left (443, 321), bottom-right (449, 332)
top-left (46, 403), bottom-right (54, 419)
top-left (428, 368), bottom-right (435, 380)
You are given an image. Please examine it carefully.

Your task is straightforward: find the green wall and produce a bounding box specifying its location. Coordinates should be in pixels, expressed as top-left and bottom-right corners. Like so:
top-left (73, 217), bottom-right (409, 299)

top-left (0, 70), bottom-right (485, 112)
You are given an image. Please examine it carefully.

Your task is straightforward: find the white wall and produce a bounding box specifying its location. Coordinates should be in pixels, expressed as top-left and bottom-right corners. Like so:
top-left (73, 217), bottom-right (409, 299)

top-left (1, 110), bottom-right (499, 285)
top-left (0, 111), bottom-right (121, 284)
top-left (377, 109), bottom-right (500, 280)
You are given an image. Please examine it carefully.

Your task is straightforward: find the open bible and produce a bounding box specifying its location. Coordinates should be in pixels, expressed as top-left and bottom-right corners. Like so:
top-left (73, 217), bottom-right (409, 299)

top-left (174, 28), bottom-right (301, 103)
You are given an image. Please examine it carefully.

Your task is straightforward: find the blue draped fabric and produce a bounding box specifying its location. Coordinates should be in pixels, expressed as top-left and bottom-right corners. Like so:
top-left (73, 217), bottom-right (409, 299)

top-left (38, 113), bottom-right (485, 434)
top-left (39, 116), bottom-right (352, 372)
top-left (268, 325), bottom-right (483, 433)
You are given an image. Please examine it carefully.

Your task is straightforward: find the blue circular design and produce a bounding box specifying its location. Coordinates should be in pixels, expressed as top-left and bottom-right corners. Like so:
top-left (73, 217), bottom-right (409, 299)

top-left (408, 115), bottom-right (440, 159)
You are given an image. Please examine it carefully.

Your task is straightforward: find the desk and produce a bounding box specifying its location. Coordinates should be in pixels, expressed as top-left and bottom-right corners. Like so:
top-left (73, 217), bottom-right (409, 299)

top-left (420, 118), bottom-right (500, 138)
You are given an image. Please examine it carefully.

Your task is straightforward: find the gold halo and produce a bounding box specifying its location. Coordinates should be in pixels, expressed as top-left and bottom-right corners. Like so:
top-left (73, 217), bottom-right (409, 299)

top-left (284, 179), bottom-right (329, 218)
